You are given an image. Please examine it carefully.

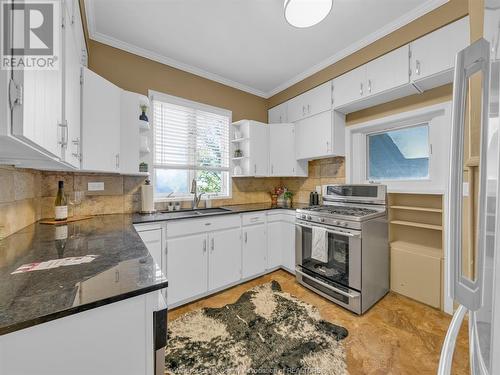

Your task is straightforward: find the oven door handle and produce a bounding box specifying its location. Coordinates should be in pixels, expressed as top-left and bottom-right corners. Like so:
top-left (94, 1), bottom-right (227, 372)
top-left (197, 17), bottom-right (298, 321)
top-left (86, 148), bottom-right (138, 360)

top-left (295, 222), bottom-right (361, 238)
top-left (295, 268), bottom-right (361, 299)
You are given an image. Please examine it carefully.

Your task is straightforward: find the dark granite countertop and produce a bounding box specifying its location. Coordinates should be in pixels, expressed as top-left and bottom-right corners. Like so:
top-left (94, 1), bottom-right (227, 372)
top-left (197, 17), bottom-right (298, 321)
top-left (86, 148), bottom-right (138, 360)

top-left (0, 215), bottom-right (167, 336)
top-left (132, 203), bottom-right (307, 224)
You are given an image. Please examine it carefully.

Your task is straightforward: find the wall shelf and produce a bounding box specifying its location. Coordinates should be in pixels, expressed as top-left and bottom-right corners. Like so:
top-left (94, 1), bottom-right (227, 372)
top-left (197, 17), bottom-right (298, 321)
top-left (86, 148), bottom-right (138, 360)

top-left (390, 205), bottom-right (443, 213)
top-left (390, 220), bottom-right (442, 231)
top-left (390, 240), bottom-right (442, 258)
top-left (231, 138), bottom-right (249, 143)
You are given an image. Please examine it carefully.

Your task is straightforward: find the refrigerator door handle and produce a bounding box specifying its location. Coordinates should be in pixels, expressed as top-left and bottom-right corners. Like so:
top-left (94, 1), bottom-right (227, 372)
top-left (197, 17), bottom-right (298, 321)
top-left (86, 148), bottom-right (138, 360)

top-left (448, 38), bottom-right (490, 311)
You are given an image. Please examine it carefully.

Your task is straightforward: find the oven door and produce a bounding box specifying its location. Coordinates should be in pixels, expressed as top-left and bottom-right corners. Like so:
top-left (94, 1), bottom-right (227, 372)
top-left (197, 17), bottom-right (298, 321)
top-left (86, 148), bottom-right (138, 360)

top-left (295, 220), bottom-right (361, 290)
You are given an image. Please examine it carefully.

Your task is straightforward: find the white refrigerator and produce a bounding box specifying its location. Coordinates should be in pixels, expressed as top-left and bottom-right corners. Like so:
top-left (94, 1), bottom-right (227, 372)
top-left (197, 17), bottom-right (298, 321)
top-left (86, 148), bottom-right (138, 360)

top-left (438, 2), bottom-right (500, 374)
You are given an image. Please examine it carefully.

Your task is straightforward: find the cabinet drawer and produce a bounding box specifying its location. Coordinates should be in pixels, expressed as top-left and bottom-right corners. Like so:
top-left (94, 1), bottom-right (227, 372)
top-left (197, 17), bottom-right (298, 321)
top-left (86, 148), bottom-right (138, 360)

top-left (167, 215), bottom-right (240, 238)
top-left (390, 247), bottom-right (442, 308)
top-left (242, 212), bottom-right (267, 226)
top-left (267, 211), bottom-right (296, 223)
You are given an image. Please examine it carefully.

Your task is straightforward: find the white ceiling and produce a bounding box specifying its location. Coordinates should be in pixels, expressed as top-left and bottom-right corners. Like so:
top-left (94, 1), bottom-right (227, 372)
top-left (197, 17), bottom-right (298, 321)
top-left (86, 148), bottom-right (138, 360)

top-left (85, 0), bottom-right (448, 98)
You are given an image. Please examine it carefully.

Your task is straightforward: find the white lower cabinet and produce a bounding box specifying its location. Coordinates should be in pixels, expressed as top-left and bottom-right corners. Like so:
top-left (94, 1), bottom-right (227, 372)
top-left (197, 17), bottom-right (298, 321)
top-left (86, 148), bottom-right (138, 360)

top-left (208, 228), bottom-right (242, 291)
top-left (242, 223), bottom-right (268, 278)
top-left (167, 233), bottom-right (208, 306)
top-left (267, 211), bottom-right (296, 273)
top-left (135, 226), bottom-right (163, 269)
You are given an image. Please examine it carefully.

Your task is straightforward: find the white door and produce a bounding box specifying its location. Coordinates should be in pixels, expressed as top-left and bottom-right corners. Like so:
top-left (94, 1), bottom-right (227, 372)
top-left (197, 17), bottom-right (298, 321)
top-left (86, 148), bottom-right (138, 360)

top-left (268, 103), bottom-right (287, 124)
top-left (295, 111), bottom-right (333, 160)
top-left (249, 121), bottom-right (269, 176)
top-left (269, 123), bottom-right (295, 176)
top-left (411, 17), bottom-right (469, 86)
top-left (282, 221), bottom-right (296, 272)
top-left (81, 68), bottom-right (121, 172)
top-left (332, 65), bottom-right (366, 108)
top-left (267, 221), bottom-right (283, 269)
top-left (167, 234), bottom-right (208, 306)
top-left (137, 229), bottom-right (163, 268)
top-left (242, 224), bottom-right (267, 278)
top-left (208, 228), bottom-right (242, 290)
top-left (365, 45), bottom-right (410, 96)
top-left (62, 1), bottom-right (83, 168)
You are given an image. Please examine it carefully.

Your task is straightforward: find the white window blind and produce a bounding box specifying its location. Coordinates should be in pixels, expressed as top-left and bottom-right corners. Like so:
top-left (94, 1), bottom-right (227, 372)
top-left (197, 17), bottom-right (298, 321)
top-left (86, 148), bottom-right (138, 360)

top-left (153, 100), bottom-right (230, 172)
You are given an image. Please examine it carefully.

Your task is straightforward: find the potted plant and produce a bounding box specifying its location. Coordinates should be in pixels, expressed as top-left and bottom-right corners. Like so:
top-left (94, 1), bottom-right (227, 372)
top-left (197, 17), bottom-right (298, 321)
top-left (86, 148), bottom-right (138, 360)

top-left (139, 162), bottom-right (148, 172)
top-left (139, 104), bottom-right (149, 122)
top-left (283, 191), bottom-right (294, 208)
top-left (234, 149), bottom-right (243, 158)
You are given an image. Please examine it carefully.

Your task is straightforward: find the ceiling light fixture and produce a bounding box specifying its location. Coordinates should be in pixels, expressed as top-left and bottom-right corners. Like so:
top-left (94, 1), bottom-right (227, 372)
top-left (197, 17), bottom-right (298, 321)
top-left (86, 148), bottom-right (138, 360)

top-left (284, 0), bottom-right (333, 28)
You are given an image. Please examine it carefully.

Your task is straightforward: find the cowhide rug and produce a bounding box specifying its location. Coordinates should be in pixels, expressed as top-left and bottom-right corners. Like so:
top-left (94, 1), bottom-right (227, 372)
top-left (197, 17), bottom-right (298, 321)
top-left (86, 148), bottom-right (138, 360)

top-left (165, 280), bottom-right (349, 375)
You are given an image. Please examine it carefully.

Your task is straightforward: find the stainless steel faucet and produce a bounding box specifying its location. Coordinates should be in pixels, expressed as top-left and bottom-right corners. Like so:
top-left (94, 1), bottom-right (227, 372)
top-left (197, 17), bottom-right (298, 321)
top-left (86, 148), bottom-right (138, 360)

top-left (190, 179), bottom-right (204, 209)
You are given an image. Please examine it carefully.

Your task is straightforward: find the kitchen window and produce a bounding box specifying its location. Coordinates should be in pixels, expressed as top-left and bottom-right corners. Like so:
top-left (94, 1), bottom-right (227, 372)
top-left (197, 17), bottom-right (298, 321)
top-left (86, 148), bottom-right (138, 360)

top-left (367, 124), bottom-right (430, 181)
top-left (346, 102), bottom-right (452, 193)
top-left (151, 92), bottom-right (232, 201)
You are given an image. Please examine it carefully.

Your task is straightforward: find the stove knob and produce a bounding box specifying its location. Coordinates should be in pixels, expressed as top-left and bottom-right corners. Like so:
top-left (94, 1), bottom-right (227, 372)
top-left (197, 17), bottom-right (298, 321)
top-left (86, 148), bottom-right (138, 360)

top-left (301, 214), bottom-right (306, 219)
top-left (342, 222), bottom-right (348, 227)
top-left (320, 218), bottom-right (325, 223)
top-left (334, 221), bottom-right (340, 226)
top-left (306, 215), bottom-right (312, 220)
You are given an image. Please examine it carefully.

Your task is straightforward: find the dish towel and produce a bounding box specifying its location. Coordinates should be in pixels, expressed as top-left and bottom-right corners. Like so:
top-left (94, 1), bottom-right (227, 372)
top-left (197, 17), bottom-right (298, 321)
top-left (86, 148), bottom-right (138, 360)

top-left (311, 226), bottom-right (328, 263)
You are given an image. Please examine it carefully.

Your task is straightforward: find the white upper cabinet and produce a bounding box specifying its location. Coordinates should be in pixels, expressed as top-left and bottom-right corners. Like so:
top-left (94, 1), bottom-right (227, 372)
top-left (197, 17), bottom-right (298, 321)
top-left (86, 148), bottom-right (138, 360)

top-left (295, 110), bottom-right (345, 160)
top-left (81, 68), bottom-right (121, 172)
top-left (120, 91), bottom-right (150, 174)
top-left (269, 123), bottom-right (307, 177)
top-left (332, 65), bottom-right (366, 109)
top-left (334, 46), bottom-right (414, 113)
top-left (410, 17), bottom-right (469, 91)
top-left (287, 81), bottom-right (332, 123)
top-left (365, 45), bottom-right (410, 96)
top-left (231, 120), bottom-right (269, 177)
top-left (268, 102), bottom-right (287, 124)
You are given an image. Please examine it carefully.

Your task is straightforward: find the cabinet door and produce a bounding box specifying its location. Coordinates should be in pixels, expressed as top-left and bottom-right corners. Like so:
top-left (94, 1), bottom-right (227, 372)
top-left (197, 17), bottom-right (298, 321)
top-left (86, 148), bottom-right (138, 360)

top-left (295, 111), bottom-right (333, 160)
top-left (167, 234), bottom-right (208, 306)
top-left (267, 221), bottom-right (283, 269)
top-left (62, 0), bottom-right (83, 168)
top-left (410, 17), bottom-right (469, 85)
top-left (10, 6), bottom-right (63, 158)
top-left (268, 103), bottom-right (287, 124)
top-left (242, 224), bottom-right (267, 278)
top-left (332, 65), bottom-right (366, 108)
top-left (81, 68), bottom-right (121, 172)
top-left (287, 92), bottom-right (308, 123)
top-left (248, 121), bottom-right (269, 176)
top-left (305, 81), bottom-right (332, 117)
top-left (269, 123), bottom-right (295, 176)
top-left (366, 45), bottom-right (410, 96)
top-left (282, 221), bottom-right (296, 272)
top-left (208, 228), bottom-right (242, 290)
top-left (137, 229), bottom-right (163, 269)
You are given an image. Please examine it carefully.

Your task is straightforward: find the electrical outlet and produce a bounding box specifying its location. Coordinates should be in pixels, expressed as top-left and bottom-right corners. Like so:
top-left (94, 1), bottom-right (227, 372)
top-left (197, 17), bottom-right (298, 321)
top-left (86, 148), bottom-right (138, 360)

top-left (88, 182), bottom-right (105, 191)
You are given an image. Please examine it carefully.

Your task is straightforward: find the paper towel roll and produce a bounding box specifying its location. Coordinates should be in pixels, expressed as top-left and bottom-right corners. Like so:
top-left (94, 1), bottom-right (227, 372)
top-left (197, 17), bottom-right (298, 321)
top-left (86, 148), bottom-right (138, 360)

top-left (141, 184), bottom-right (155, 213)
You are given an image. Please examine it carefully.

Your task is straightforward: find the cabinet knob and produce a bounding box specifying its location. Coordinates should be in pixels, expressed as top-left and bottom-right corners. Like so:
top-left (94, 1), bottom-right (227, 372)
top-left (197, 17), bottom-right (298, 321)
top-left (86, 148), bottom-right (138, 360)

top-left (368, 80), bottom-right (372, 93)
top-left (360, 83), bottom-right (364, 96)
top-left (416, 60), bottom-right (421, 76)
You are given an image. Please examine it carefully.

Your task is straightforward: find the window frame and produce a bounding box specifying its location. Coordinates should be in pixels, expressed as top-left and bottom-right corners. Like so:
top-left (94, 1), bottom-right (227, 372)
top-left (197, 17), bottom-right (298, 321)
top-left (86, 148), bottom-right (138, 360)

top-left (345, 102), bottom-right (452, 194)
top-left (365, 122), bottom-right (432, 182)
top-left (149, 90), bottom-right (232, 202)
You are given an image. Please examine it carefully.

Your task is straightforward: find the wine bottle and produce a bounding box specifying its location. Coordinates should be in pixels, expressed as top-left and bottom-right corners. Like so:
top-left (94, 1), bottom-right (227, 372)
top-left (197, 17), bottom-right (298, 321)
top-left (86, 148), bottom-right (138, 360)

top-left (54, 181), bottom-right (68, 221)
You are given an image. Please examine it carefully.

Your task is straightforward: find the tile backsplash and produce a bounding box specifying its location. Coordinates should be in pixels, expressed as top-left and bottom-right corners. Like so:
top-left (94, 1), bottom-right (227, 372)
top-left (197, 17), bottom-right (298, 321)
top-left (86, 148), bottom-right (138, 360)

top-left (0, 157), bottom-right (344, 239)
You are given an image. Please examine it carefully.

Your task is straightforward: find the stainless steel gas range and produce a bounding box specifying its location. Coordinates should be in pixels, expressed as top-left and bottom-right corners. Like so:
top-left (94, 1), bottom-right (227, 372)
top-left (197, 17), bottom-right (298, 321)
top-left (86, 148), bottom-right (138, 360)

top-left (295, 184), bottom-right (389, 315)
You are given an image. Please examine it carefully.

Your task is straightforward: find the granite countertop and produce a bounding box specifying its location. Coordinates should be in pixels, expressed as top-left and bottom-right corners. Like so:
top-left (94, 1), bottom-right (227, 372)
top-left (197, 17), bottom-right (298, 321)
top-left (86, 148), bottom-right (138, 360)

top-left (0, 215), bottom-right (167, 336)
top-left (133, 202), bottom-right (307, 224)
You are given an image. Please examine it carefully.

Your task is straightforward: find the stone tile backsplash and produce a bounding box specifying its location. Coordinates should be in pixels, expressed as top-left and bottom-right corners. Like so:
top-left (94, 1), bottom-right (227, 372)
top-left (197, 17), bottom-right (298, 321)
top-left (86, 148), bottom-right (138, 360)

top-left (0, 157), bottom-right (344, 239)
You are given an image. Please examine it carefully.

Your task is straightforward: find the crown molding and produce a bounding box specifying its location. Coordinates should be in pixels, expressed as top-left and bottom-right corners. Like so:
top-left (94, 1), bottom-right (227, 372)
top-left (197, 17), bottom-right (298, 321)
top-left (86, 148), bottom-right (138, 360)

top-left (84, 0), bottom-right (449, 99)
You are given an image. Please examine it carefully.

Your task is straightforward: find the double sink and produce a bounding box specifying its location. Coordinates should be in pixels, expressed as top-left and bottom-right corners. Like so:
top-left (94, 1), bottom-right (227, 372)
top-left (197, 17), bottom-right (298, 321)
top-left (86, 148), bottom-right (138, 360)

top-left (158, 207), bottom-right (232, 219)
